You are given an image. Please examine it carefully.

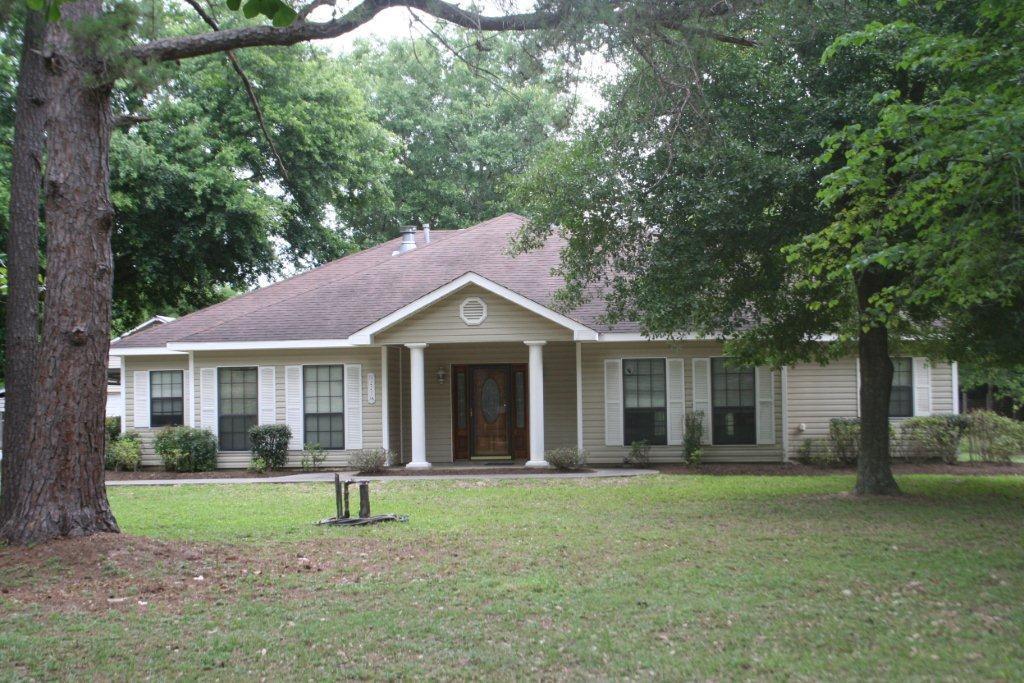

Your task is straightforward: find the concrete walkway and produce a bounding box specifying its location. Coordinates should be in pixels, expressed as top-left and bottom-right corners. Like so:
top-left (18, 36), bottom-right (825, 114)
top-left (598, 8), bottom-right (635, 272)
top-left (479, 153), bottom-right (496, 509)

top-left (106, 468), bottom-right (657, 486)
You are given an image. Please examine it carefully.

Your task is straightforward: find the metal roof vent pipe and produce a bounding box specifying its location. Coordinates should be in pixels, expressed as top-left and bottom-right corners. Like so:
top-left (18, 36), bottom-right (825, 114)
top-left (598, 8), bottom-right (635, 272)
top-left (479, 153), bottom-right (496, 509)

top-left (423, 224), bottom-right (430, 244)
top-left (392, 225), bottom-right (417, 256)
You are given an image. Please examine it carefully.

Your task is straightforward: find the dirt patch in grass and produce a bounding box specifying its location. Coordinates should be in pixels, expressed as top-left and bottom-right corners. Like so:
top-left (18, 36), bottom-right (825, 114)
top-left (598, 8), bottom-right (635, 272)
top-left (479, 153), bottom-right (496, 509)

top-left (655, 461), bottom-right (1024, 476)
top-left (0, 533), bottom-right (432, 614)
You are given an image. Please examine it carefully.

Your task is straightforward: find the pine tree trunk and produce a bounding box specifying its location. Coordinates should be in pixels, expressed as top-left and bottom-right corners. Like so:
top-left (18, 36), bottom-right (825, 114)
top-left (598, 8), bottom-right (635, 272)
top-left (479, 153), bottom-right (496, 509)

top-left (854, 271), bottom-right (900, 496)
top-left (0, 0), bottom-right (118, 544)
top-left (0, 11), bottom-right (47, 528)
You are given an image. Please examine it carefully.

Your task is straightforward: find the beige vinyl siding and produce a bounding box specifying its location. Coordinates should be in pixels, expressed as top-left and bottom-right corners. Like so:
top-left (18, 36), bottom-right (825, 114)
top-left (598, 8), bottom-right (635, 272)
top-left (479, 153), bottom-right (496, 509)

top-left (388, 342), bottom-right (576, 463)
top-left (785, 359), bottom-right (859, 459)
top-left (785, 358), bottom-right (958, 459)
top-left (581, 342), bottom-right (784, 463)
top-left (375, 284), bottom-right (572, 344)
top-left (386, 345), bottom-right (409, 464)
top-left (190, 348), bottom-right (383, 468)
top-left (123, 355), bottom-right (189, 466)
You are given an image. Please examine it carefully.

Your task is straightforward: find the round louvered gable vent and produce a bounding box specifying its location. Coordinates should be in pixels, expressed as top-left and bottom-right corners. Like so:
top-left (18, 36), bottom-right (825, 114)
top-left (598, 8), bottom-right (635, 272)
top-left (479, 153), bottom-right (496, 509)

top-left (459, 297), bottom-right (488, 326)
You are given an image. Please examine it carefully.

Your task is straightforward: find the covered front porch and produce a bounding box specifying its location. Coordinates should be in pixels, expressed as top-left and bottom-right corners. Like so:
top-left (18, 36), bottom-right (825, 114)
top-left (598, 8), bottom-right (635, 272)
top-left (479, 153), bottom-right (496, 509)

top-left (381, 341), bottom-right (580, 468)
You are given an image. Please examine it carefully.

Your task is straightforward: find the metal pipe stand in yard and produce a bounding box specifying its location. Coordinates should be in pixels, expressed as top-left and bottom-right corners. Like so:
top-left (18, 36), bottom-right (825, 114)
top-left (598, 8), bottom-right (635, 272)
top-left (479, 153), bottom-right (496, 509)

top-left (316, 474), bottom-right (408, 526)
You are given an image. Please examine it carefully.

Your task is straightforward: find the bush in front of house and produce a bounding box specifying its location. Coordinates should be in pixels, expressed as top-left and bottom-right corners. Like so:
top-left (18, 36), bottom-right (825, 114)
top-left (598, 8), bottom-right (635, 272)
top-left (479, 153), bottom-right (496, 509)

top-left (625, 440), bottom-right (651, 467)
top-left (105, 431), bottom-right (141, 471)
top-left (300, 443), bottom-right (327, 471)
top-left (248, 424), bottom-right (292, 470)
top-left (683, 413), bottom-right (704, 465)
top-left (828, 418), bottom-right (860, 465)
top-left (107, 436), bottom-right (141, 471)
top-left (899, 415), bottom-right (971, 463)
top-left (105, 417), bottom-right (121, 444)
top-left (964, 410), bottom-right (1024, 462)
top-left (545, 447), bottom-right (586, 470)
top-left (349, 448), bottom-right (389, 473)
top-left (155, 425), bottom-right (218, 472)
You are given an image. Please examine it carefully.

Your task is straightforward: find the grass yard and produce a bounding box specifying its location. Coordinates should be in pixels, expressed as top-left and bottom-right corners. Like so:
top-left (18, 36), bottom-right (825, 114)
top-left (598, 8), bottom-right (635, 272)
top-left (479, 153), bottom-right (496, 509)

top-left (1, 474), bottom-right (1022, 680)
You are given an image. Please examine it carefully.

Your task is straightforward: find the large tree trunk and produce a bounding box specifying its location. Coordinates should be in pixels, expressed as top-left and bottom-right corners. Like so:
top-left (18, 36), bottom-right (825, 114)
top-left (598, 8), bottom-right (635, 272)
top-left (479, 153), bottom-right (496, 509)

top-left (0, 11), bottom-right (47, 528)
top-left (0, 0), bottom-right (119, 544)
top-left (854, 270), bottom-right (900, 495)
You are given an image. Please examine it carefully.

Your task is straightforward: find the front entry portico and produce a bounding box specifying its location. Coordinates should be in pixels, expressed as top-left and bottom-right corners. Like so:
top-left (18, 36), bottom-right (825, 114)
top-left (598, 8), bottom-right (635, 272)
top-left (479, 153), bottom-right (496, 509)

top-left (397, 341), bottom-right (565, 469)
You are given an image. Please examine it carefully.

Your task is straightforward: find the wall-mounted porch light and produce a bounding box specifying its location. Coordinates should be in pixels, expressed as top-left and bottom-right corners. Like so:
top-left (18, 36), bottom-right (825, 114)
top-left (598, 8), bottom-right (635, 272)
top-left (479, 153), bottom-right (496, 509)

top-left (436, 366), bottom-right (447, 385)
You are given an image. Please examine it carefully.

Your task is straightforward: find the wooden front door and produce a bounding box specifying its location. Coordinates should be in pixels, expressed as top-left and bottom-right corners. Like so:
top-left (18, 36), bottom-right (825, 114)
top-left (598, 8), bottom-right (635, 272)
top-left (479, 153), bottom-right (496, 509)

top-left (452, 364), bottom-right (528, 460)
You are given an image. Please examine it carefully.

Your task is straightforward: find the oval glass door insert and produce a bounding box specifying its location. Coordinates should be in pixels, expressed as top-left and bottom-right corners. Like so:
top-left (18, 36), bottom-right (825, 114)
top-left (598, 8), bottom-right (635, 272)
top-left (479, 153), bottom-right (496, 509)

top-left (481, 378), bottom-right (501, 423)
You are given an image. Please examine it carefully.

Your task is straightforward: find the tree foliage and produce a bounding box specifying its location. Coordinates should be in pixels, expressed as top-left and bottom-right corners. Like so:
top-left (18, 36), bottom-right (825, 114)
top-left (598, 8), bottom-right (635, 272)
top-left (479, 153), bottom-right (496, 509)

top-left (789, 0), bottom-right (1024, 364)
top-left (341, 30), bottom-right (573, 230)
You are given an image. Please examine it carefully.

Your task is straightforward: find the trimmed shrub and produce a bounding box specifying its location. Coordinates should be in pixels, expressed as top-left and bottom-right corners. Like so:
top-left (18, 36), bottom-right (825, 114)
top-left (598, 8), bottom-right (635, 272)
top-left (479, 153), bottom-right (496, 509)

top-left (300, 443), bottom-right (327, 471)
top-left (799, 438), bottom-right (840, 467)
top-left (625, 440), bottom-right (651, 467)
top-left (349, 448), bottom-right (389, 473)
top-left (965, 411), bottom-right (1024, 463)
top-left (105, 417), bottom-right (121, 444)
top-left (108, 437), bottom-right (141, 471)
top-left (828, 418), bottom-right (860, 465)
top-left (899, 415), bottom-right (970, 463)
top-left (155, 426), bottom-right (217, 472)
top-left (546, 447), bottom-right (586, 470)
top-left (683, 413), bottom-right (704, 465)
top-left (248, 456), bottom-right (269, 474)
top-left (248, 424), bottom-right (292, 470)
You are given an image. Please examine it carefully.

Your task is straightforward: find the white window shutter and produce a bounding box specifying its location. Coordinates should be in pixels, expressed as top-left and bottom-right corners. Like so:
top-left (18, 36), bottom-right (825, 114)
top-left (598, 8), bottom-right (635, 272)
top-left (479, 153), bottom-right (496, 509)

top-left (666, 359), bottom-right (685, 446)
top-left (133, 371), bottom-right (150, 429)
top-left (183, 370), bottom-right (192, 427)
top-left (604, 359), bottom-right (623, 446)
top-left (755, 366), bottom-right (775, 445)
top-left (199, 367), bottom-right (218, 436)
top-left (285, 365), bottom-right (303, 450)
top-left (345, 364), bottom-right (363, 450)
top-left (258, 366), bottom-right (276, 425)
top-left (692, 358), bottom-right (712, 445)
top-left (913, 357), bottom-right (932, 416)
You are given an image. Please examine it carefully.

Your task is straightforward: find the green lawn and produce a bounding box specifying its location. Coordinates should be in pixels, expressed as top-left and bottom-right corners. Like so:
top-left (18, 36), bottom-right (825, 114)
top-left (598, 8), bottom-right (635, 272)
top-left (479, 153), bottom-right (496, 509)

top-left (2, 474), bottom-right (1022, 679)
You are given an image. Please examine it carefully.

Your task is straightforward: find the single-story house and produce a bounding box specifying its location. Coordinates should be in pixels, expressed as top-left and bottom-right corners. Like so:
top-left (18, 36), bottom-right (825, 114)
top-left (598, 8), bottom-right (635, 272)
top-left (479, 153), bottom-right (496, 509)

top-left (109, 214), bottom-right (959, 468)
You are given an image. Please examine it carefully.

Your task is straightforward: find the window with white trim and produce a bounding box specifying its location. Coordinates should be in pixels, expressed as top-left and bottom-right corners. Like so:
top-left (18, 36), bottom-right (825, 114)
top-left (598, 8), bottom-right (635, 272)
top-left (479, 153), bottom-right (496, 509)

top-left (711, 358), bottom-right (756, 445)
top-left (889, 357), bottom-right (913, 417)
top-left (623, 358), bottom-right (667, 446)
top-left (304, 365), bottom-right (344, 449)
top-left (150, 370), bottom-right (184, 427)
top-left (218, 367), bottom-right (257, 451)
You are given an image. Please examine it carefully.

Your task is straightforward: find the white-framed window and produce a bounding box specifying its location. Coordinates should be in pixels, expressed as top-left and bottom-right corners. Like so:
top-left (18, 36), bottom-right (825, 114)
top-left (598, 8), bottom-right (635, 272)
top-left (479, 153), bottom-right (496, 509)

top-left (303, 365), bottom-right (344, 449)
top-left (218, 367), bottom-right (257, 450)
top-left (622, 358), bottom-right (667, 445)
top-left (150, 370), bottom-right (184, 427)
top-left (889, 357), bottom-right (913, 417)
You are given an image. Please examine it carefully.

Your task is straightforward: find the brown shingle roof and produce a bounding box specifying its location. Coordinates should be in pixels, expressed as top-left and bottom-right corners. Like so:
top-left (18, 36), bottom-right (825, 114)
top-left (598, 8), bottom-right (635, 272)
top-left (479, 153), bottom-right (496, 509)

top-left (112, 213), bottom-right (632, 349)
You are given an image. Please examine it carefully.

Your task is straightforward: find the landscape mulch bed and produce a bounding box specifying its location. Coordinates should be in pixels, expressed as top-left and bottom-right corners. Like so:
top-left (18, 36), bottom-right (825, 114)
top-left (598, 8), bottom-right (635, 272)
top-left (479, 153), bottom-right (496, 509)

top-left (655, 461), bottom-right (1024, 476)
top-left (105, 468), bottom-right (348, 481)
top-left (356, 467), bottom-right (597, 476)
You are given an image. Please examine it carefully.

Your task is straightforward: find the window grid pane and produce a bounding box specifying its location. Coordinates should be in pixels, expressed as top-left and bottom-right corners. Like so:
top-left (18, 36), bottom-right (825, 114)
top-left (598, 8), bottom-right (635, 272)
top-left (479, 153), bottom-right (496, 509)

top-left (622, 359), bottom-right (667, 445)
top-left (711, 358), bottom-right (756, 444)
top-left (151, 370), bottom-right (185, 427)
top-left (889, 357), bottom-right (913, 417)
top-left (218, 367), bottom-right (257, 450)
top-left (304, 365), bottom-right (344, 450)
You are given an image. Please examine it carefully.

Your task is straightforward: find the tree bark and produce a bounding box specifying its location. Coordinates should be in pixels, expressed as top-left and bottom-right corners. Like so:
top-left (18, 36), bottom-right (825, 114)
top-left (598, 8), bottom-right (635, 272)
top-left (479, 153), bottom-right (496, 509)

top-left (0, 0), bottom-right (118, 544)
top-left (854, 270), bottom-right (901, 495)
top-left (0, 11), bottom-right (47, 528)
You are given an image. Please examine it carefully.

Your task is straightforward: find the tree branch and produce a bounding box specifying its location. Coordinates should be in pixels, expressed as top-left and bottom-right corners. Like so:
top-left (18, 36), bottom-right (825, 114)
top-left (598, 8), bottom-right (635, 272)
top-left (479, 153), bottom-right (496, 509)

top-left (129, 0), bottom-right (752, 63)
top-left (181, 0), bottom-right (291, 183)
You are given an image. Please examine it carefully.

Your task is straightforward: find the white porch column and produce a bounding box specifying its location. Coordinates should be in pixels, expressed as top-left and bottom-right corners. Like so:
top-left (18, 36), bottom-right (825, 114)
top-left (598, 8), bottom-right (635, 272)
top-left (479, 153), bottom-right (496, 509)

top-left (406, 343), bottom-right (431, 469)
top-left (524, 341), bottom-right (549, 467)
